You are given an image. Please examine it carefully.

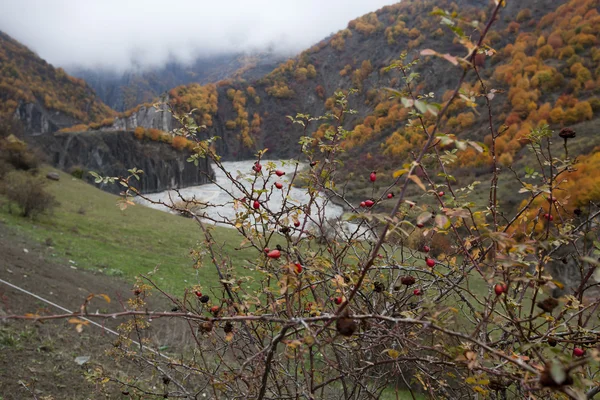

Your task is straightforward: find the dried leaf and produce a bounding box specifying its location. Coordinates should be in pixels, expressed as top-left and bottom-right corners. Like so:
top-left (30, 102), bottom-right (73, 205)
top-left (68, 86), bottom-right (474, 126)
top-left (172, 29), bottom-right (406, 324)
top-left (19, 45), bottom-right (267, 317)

top-left (68, 318), bottom-right (89, 326)
top-left (420, 49), bottom-right (437, 56)
top-left (97, 294), bottom-right (111, 303)
top-left (408, 174), bottom-right (426, 191)
top-left (442, 53), bottom-right (459, 65)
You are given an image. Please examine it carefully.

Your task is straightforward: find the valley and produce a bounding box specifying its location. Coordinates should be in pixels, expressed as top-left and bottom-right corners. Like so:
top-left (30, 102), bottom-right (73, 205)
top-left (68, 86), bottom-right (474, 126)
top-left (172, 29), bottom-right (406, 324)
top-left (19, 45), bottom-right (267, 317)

top-left (0, 0), bottom-right (599, 398)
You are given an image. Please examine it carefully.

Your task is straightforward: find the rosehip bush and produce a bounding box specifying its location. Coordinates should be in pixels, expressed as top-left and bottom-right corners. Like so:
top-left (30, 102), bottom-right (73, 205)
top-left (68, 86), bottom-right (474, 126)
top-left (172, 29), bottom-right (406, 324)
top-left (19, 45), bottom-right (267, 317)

top-left (5, 3), bottom-right (600, 399)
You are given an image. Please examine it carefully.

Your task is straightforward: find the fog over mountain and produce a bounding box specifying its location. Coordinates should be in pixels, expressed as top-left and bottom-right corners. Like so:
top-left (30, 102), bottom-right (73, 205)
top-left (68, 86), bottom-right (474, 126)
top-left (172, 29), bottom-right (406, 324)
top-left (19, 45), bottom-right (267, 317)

top-left (0, 0), bottom-right (395, 71)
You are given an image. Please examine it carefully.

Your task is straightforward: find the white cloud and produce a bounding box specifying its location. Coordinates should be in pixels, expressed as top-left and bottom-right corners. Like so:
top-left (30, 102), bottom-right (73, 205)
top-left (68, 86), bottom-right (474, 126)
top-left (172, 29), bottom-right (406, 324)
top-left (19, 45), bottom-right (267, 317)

top-left (0, 0), bottom-right (396, 70)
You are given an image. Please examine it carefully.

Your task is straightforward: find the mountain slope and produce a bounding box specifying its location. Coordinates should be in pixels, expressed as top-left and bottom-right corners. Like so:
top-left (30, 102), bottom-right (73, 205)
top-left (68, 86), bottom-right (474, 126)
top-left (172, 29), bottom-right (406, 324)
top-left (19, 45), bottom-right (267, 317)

top-left (69, 52), bottom-right (285, 112)
top-left (0, 31), bottom-right (114, 132)
top-left (152, 0), bottom-right (597, 161)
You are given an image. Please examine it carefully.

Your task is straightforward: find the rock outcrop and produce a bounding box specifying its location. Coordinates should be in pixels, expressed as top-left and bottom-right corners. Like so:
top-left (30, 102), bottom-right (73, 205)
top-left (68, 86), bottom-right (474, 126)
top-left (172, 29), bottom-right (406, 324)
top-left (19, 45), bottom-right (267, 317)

top-left (34, 130), bottom-right (214, 194)
top-left (15, 102), bottom-right (80, 135)
top-left (105, 101), bottom-right (175, 133)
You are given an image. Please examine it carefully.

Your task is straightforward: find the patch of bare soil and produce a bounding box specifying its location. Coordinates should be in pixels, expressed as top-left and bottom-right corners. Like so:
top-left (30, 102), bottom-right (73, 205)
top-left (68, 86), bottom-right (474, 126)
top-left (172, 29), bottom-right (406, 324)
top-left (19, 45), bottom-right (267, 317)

top-left (0, 221), bottom-right (141, 399)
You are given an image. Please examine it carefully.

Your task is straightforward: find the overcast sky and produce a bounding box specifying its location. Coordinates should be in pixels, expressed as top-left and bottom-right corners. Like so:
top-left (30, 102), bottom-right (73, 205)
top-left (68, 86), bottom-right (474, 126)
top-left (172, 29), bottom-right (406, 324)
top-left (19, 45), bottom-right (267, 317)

top-left (0, 0), bottom-right (396, 71)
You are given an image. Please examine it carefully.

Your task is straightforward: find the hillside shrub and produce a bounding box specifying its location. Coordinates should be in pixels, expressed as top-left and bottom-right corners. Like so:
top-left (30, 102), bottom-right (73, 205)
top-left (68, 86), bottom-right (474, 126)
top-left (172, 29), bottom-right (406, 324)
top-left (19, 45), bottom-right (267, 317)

top-left (1, 171), bottom-right (58, 218)
top-left (0, 135), bottom-right (39, 171)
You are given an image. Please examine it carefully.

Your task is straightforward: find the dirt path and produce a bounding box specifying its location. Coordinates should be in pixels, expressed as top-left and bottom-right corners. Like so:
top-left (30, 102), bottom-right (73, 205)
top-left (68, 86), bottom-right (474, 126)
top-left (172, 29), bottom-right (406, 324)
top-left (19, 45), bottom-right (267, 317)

top-left (0, 221), bottom-right (139, 399)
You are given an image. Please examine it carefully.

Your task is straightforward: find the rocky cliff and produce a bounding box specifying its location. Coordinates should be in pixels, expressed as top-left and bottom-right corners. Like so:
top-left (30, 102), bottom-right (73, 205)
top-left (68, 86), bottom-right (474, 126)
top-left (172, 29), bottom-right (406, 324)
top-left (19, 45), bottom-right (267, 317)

top-left (34, 130), bottom-right (214, 194)
top-left (105, 101), bottom-right (174, 133)
top-left (15, 102), bottom-right (81, 135)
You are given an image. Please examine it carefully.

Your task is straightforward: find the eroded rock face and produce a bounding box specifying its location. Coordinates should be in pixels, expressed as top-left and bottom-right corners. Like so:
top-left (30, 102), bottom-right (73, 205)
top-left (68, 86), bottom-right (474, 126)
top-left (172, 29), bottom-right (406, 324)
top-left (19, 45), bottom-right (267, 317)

top-left (15, 102), bottom-right (80, 135)
top-left (35, 130), bottom-right (214, 194)
top-left (105, 102), bottom-right (174, 132)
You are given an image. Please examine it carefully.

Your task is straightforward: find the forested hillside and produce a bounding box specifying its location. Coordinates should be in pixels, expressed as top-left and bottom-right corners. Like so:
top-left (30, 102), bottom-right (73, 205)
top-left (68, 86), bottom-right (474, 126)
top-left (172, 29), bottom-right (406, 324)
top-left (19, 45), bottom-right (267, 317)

top-left (0, 32), bottom-right (113, 125)
top-left (155, 0), bottom-right (599, 207)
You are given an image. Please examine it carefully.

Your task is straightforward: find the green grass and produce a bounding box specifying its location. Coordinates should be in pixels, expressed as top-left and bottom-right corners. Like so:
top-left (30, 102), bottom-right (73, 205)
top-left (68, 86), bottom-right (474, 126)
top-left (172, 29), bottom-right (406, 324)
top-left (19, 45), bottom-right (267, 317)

top-left (0, 167), bottom-right (258, 294)
top-left (381, 388), bottom-right (427, 400)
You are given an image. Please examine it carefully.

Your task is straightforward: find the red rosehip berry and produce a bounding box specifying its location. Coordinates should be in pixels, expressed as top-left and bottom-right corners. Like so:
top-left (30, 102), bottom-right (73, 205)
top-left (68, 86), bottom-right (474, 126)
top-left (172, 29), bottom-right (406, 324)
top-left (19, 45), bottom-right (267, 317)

top-left (573, 347), bottom-right (585, 357)
top-left (416, 223), bottom-right (424, 228)
top-left (544, 213), bottom-right (553, 221)
top-left (425, 257), bottom-right (435, 268)
top-left (253, 200), bottom-right (260, 209)
top-left (294, 263), bottom-right (302, 274)
top-left (360, 201), bottom-right (366, 208)
top-left (275, 169), bottom-right (285, 177)
top-left (195, 291), bottom-right (202, 298)
top-left (387, 193), bottom-right (394, 199)
top-left (364, 200), bottom-right (374, 207)
top-left (494, 283), bottom-right (507, 296)
top-left (267, 249), bottom-right (281, 259)
top-left (275, 182), bottom-right (283, 189)
top-left (333, 296), bottom-right (343, 305)
top-left (294, 220), bottom-right (301, 227)
top-left (370, 171), bottom-right (377, 182)
top-left (210, 306), bottom-right (220, 315)
top-left (438, 191), bottom-right (445, 197)
top-left (252, 162), bottom-right (262, 173)
top-left (413, 289), bottom-right (422, 296)
top-left (423, 245), bottom-right (430, 253)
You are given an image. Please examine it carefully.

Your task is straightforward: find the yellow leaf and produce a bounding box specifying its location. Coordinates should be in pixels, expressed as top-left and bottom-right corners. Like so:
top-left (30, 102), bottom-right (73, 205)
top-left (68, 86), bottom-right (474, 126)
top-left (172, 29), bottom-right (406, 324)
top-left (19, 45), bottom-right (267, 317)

top-left (385, 349), bottom-right (400, 359)
top-left (552, 280), bottom-right (564, 290)
top-left (408, 174), bottom-right (426, 191)
top-left (97, 294), bottom-right (111, 303)
top-left (393, 169), bottom-right (408, 178)
top-left (225, 332), bottom-right (234, 342)
top-left (75, 324), bottom-right (84, 333)
top-left (473, 386), bottom-right (488, 395)
top-left (68, 318), bottom-right (89, 326)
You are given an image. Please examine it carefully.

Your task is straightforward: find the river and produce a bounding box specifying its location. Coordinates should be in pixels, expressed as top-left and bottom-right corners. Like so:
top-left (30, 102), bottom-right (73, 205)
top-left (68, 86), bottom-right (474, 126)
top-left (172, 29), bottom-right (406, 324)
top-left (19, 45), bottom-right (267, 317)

top-left (134, 160), bottom-right (351, 230)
